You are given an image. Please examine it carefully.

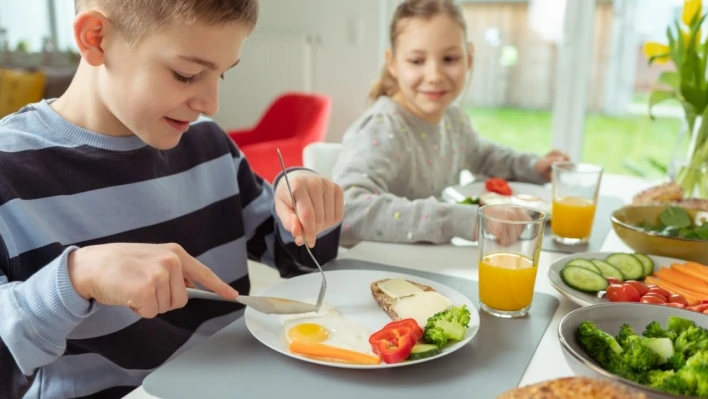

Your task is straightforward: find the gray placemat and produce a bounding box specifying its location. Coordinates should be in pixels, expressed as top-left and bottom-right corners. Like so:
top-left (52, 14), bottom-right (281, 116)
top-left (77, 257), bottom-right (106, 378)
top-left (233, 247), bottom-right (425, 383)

top-left (143, 259), bottom-right (559, 399)
top-left (541, 195), bottom-right (624, 254)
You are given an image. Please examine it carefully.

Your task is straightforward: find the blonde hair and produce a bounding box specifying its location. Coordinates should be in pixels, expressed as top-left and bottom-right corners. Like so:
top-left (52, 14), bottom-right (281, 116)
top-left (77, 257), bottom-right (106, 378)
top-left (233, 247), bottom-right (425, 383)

top-left (75, 0), bottom-right (259, 45)
top-left (369, 0), bottom-right (467, 101)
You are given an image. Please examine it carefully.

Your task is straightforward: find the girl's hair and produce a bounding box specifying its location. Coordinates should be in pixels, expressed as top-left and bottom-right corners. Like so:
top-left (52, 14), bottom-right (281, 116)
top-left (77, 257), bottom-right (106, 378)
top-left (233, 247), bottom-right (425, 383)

top-left (368, 0), bottom-right (467, 101)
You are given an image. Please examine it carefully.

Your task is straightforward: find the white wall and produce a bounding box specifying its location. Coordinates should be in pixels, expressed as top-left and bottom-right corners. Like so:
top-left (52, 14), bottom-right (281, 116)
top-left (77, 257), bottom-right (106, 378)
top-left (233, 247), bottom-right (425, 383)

top-left (213, 0), bottom-right (390, 143)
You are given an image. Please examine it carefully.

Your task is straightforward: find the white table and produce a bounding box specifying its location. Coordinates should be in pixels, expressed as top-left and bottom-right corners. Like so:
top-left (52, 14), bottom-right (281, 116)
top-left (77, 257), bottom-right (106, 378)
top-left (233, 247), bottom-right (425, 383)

top-left (124, 174), bottom-right (654, 398)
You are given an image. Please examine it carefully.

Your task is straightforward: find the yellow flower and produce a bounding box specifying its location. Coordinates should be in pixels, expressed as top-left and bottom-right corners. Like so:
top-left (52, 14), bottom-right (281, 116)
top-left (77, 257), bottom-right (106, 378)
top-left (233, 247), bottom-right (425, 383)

top-left (643, 42), bottom-right (671, 63)
top-left (683, 0), bottom-right (702, 26)
top-left (681, 28), bottom-right (702, 48)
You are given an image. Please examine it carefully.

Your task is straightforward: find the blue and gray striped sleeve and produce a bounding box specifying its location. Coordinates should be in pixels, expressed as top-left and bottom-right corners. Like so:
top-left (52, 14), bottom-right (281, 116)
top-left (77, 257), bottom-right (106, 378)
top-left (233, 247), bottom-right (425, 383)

top-left (0, 241), bottom-right (99, 392)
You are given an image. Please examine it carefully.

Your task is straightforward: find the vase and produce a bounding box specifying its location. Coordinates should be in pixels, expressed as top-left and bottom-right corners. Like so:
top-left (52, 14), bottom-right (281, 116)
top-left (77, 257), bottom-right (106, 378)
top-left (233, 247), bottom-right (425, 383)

top-left (668, 116), bottom-right (708, 199)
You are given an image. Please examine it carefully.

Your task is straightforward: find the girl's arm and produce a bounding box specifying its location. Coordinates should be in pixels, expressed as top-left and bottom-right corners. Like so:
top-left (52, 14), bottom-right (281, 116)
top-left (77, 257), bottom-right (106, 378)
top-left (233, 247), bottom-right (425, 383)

top-left (332, 113), bottom-right (478, 247)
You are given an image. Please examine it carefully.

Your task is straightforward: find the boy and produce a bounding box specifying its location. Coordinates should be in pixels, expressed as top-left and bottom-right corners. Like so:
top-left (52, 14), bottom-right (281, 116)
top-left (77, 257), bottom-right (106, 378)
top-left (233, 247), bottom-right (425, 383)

top-left (0, 1), bottom-right (343, 398)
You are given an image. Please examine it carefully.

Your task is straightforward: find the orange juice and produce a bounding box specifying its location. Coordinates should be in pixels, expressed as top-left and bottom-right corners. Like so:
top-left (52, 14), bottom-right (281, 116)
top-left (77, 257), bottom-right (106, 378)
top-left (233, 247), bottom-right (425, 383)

top-left (551, 196), bottom-right (596, 239)
top-left (479, 253), bottom-right (537, 311)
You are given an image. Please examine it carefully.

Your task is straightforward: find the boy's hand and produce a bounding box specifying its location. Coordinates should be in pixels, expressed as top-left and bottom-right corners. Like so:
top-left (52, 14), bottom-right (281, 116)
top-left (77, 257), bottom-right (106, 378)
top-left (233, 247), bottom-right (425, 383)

top-left (68, 243), bottom-right (238, 318)
top-left (274, 170), bottom-right (344, 247)
top-left (534, 150), bottom-right (570, 181)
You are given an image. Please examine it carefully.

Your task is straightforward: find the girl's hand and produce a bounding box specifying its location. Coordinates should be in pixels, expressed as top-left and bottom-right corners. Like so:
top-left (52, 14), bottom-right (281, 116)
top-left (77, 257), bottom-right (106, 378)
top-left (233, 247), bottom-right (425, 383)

top-left (534, 150), bottom-right (570, 181)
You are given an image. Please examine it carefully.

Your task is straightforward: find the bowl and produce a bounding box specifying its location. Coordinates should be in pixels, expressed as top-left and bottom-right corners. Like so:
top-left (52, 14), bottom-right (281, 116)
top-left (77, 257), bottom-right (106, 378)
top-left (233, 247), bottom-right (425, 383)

top-left (558, 302), bottom-right (708, 399)
top-left (611, 205), bottom-right (708, 265)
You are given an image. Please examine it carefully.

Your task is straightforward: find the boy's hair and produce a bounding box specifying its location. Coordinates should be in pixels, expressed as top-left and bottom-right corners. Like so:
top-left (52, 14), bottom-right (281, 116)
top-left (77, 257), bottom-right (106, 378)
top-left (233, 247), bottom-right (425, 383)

top-left (75, 0), bottom-right (259, 46)
top-left (369, 0), bottom-right (467, 101)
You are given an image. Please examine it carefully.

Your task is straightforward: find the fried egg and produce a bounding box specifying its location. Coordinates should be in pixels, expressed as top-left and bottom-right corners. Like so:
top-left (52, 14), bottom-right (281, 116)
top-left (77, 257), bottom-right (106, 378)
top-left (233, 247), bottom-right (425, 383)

top-left (283, 313), bottom-right (374, 355)
top-left (281, 301), bottom-right (339, 322)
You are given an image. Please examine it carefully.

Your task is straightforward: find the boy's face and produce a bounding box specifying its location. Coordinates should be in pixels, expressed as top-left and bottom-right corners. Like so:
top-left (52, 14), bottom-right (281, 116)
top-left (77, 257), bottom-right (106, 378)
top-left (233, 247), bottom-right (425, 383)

top-left (387, 14), bottom-right (471, 124)
top-left (99, 20), bottom-right (249, 149)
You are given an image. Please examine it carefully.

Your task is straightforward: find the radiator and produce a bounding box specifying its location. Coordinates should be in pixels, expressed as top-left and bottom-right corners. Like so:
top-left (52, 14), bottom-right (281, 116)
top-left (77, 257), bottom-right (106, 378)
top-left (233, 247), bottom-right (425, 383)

top-left (214, 32), bottom-right (314, 130)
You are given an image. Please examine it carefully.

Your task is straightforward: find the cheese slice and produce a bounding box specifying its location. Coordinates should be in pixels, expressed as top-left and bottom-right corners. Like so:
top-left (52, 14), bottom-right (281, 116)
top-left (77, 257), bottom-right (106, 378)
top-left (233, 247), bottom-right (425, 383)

top-left (392, 291), bottom-right (452, 328)
top-left (377, 279), bottom-right (423, 299)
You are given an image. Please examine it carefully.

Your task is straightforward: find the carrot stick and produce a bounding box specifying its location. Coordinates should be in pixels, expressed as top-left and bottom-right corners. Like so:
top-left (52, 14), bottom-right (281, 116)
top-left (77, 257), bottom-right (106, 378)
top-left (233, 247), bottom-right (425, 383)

top-left (672, 264), bottom-right (708, 285)
top-left (645, 276), bottom-right (704, 305)
top-left (289, 341), bottom-right (381, 365)
top-left (685, 261), bottom-right (708, 269)
top-left (655, 267), bottom-right (708, 296)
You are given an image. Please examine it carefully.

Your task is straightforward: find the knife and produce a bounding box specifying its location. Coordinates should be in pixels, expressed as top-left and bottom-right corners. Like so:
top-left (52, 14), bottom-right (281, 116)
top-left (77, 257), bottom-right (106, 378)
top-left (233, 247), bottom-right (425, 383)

top-left (186, 288), bottom-right (318, 315)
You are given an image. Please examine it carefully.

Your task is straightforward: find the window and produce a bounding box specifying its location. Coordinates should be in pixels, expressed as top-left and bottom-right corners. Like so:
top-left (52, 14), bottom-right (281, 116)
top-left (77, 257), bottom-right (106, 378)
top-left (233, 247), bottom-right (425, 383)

top-left (0, 0), bottom-right (76, 53)
top-left (577, 0), bottom-right (683, 178)
top-left (0, 0), bottom-right (51, 52)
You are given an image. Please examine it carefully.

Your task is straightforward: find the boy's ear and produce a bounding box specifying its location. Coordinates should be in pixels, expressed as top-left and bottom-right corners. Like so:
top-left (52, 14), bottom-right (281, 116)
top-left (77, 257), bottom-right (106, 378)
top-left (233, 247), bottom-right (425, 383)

top-left (466, 41), bottom-right (474, 70)
top-left (385, 49), bottom-right (397, 78)
top-left (73, 10), bottom-right (111, 66)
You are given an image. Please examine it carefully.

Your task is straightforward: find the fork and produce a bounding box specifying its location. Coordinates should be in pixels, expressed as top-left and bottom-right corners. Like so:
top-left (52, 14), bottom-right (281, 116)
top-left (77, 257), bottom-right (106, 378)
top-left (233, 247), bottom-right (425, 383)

top-left (276, 148), bottom-right (327, 312)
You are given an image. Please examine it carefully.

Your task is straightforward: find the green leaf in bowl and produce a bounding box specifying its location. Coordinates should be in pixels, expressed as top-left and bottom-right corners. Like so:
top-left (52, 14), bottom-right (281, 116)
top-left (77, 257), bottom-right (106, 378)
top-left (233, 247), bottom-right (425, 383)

top-left (659, 207), bottom-right (692, 228)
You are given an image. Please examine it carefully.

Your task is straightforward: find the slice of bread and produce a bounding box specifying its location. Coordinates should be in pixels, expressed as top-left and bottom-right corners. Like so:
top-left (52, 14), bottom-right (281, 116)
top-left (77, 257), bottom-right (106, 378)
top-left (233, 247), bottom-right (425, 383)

top-left (370, 279), bottom-right (435, 321)
top-left (496, 377), bottom-right (648, 399)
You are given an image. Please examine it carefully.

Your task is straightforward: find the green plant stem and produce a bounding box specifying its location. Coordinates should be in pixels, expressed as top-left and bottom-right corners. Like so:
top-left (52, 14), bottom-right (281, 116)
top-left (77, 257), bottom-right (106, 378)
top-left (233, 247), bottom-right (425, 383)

top-left (676, 118), bottom-right (708, 197)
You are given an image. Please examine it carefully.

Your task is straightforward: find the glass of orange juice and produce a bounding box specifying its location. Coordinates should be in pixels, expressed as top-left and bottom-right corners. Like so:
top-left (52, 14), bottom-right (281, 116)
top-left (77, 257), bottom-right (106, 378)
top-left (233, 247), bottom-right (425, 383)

top-left (551, 162), bottom-right (604, 245)
top-left (478, 204), bottom-right (547, 318)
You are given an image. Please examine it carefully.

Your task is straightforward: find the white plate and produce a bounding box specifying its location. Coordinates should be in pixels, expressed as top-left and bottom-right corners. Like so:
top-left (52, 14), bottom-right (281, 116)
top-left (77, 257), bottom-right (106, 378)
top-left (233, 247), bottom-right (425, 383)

top-left (442, 181), bottom-right (552, 218)
top-left (547, 251), bottom-right (688, 307)
top-left (244, 269), bottom-right (480, 369)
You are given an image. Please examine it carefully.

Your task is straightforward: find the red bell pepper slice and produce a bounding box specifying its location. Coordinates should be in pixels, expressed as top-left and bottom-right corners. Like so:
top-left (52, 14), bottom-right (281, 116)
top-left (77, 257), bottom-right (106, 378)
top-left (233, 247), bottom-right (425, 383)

top-left (382, 318), bottom-right (424, 341)
top-left (485, 178), bottom-right (512, 196)
top-left (368, 323), bottom-right (420, 364)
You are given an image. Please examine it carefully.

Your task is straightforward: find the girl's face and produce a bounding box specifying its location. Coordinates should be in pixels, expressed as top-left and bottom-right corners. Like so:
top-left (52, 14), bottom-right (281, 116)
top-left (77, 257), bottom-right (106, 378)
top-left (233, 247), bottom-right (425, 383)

top-left (387, 14), bottom-right (471, 124)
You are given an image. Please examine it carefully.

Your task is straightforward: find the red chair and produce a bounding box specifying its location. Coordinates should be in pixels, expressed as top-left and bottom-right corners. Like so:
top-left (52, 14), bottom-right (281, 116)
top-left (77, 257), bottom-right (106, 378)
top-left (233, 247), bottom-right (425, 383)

top-left (226, 92), bottom-right (332, 183)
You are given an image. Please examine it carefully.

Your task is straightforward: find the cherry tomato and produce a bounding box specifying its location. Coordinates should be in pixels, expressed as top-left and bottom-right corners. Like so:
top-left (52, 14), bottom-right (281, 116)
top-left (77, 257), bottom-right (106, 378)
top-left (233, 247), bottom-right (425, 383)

top-left (642, 293), bottom-right (668, 303)
top-left (606, 284), bottom-right (624, 302)
top-left (485, 178), bottom-right (512, 196)
top-left (669, 294), bottom-right (689, 306)
top-left (647, 287), bottom-right (672, 300)
top-left (606, 277), bottom-right (623, 285)
top-left (662, 302), bottom-right (686, 309)
top-left (641, 295), bottom-right (666, 305)
top-left (687, 304), bottom-right (708, 313)
top-left (621, 284), bottom-right (641, 302)
top-left (624, 281), bottom-right (648, 297)
top-left (606, 284), bottom-right (640, 302)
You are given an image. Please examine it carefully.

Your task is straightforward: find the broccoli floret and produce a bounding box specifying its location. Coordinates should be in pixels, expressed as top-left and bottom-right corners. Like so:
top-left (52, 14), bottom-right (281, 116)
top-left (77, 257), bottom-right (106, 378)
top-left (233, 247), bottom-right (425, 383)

top-left (617, 323), bottom-right (636, 347)
top-left (668, 351), bottom-right (687, 371)
top-left (676, 327), bottom-right (708, 357)
top-left (646, 369), bottom-right (696, 396)
top-left (422, 305), bottom-right (471, 348)
top-left (686, 351), bottom-right (708, 369)
top-left (616, 324), bottom-right (673, 366)
top-left (622, 335), bottom-right (662, 372)
top-left (643, 321), bottom-right (677, 341)
top-left (577, 321), bottom-right (623, 367)
top-left (605, 355), bottom-right (646, 383)
top-left (667, 316), bottom-right (696, 335)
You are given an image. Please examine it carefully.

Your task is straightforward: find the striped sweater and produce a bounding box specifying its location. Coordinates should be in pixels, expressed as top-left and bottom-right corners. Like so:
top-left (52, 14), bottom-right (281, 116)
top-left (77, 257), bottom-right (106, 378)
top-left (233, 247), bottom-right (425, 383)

top-left (0, 100), bottom-right (341, 399)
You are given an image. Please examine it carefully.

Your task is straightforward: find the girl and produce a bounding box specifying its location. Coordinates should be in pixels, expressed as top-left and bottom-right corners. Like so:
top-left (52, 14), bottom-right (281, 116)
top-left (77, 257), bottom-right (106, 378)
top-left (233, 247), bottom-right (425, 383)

top-left (332, 0), bottom-right (568, 247)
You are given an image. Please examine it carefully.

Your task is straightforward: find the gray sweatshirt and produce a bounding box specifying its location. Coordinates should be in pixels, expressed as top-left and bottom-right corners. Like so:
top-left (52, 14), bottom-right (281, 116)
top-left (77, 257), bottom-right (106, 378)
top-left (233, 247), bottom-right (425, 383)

top-left (332, 96), bottom-right (547, 247)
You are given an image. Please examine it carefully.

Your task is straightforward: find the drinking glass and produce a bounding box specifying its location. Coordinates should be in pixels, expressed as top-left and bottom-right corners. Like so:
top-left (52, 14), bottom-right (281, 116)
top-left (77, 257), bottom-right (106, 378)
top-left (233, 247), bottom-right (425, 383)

top-left (551, 162), bottom-right (604, 245)
top-left (478, 204), bottom-right (547, 318)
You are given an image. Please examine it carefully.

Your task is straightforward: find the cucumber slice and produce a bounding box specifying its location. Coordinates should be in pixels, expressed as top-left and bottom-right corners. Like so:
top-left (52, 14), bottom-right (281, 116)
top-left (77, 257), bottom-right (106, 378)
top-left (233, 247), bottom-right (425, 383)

top-left (590, 259), bottom-right (625, 282)
top-left (632, 253), bottom-right (655, 277)
top-left (605, 253), bottom-right (645, 280)
top-left (407, 343), bottom-right (441, 360)
top-left (565, 259), bottom-right (601, 275)
top-left (560, 265), bottom-right (609, 293)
